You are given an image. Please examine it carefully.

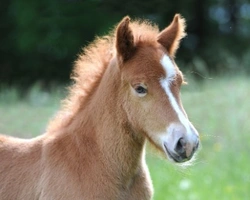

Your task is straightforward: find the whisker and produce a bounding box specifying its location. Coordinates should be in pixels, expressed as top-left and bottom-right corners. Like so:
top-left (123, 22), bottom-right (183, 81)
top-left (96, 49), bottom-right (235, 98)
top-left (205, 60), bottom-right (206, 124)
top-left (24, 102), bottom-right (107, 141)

top-left (175, 166), bottom-right (192, 177)
top-left (188, 71), bottom-right (213, 80)
top-left (201, 134), bottom-right (222, 139)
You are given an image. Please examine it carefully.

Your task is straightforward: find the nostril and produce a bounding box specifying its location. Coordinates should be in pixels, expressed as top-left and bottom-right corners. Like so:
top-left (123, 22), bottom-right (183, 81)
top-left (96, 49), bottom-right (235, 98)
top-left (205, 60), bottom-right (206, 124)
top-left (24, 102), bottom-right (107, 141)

top-left (175, 137), bottom-right (186, 155)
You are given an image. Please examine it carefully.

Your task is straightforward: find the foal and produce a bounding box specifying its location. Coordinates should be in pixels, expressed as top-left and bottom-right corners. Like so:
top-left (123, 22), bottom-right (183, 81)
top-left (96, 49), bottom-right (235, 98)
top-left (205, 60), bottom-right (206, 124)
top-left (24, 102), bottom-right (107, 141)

top-left (0, 14), bottom-right (199, 199)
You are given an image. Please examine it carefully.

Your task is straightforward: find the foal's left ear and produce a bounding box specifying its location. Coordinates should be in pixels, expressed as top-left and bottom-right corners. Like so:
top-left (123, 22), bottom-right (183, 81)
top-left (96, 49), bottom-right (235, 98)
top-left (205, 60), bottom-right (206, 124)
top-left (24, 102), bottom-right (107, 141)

top-left (116, 16), bottom-right (136, 63)
top-left (157, 14), bottom-right (186, 57)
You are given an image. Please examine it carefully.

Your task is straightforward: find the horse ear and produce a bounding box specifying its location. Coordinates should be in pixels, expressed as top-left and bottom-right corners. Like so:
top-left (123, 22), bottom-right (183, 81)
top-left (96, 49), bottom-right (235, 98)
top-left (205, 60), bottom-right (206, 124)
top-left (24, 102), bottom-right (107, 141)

top-left (116, 16), bottom-right (136, 62)
top-left (157, 14), bottom-right (186, 57)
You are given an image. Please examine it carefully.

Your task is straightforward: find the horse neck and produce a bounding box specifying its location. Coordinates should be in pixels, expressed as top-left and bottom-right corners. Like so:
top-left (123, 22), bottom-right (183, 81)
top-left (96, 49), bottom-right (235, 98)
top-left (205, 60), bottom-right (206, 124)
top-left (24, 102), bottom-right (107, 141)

top-left (71, 58), bottom-right (146, 176)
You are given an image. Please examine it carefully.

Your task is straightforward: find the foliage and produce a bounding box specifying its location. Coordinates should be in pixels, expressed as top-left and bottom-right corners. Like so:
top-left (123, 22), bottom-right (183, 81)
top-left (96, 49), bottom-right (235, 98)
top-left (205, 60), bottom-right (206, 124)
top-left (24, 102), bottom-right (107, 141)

top-left (0, 0), bottom-right (250, 87)
top-left (0, 0), bottom-right (118, 87)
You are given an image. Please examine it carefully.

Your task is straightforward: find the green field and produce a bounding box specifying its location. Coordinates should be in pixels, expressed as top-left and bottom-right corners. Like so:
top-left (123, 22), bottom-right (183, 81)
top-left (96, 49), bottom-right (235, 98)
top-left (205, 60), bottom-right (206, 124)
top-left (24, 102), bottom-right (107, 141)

top-left (0, 76), bottom-right (249, 200)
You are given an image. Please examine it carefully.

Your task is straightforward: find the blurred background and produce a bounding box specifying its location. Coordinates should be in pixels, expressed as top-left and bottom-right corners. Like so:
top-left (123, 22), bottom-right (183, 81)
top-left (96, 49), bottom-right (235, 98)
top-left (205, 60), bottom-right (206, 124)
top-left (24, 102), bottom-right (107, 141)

top-left (0, 0), bottom-right (250, 199)
top-left (1, 0), bottom-right (250, 88)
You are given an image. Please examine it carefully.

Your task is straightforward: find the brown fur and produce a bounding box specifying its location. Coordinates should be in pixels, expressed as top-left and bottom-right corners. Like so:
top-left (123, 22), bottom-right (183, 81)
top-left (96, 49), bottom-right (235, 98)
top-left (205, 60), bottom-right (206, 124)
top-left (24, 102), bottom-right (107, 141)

top-left (0, 14), bottom-right (186, 199)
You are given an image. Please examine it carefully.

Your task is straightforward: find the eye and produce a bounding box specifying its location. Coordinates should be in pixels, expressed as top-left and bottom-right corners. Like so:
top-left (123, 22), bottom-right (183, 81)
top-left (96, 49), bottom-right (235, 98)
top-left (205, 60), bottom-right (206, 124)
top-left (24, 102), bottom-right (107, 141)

top-left (134, 84), bottom-right (148, 97)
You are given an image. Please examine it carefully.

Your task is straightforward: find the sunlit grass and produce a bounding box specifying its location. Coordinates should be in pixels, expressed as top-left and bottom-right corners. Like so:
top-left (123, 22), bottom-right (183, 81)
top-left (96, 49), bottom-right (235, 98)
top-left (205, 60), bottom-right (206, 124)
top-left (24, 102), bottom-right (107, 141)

top-left (0, 85), bottom-right (63, 138)
top-left (0, 75), bottom-right (250, 199)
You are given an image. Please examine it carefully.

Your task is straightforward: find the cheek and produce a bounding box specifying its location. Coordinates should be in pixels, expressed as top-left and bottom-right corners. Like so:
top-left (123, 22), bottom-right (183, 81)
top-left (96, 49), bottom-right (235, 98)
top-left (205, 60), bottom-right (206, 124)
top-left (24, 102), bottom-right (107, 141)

top-left (140, 94), bottom-right (176, 133)
top-left (145, 100), bottom-right (174, 132)
top-left (123, 92), bottom-right (153, 131)
top-left (122, 95), bottom-right (144, 128)
top-left (131, 100), bottom-right (151, 128)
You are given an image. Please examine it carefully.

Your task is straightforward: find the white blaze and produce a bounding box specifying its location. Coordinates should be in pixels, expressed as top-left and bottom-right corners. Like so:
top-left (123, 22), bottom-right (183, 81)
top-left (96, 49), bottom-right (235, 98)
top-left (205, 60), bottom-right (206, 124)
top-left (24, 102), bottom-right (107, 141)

top-left (160, 55), bottom-right (192, 135)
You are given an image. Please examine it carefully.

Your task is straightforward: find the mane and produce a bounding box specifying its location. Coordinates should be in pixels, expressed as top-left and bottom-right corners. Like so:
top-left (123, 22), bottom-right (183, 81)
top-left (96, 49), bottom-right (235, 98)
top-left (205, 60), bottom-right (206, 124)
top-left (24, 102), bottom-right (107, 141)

top-left (47, 18), bottom-right (160, 133)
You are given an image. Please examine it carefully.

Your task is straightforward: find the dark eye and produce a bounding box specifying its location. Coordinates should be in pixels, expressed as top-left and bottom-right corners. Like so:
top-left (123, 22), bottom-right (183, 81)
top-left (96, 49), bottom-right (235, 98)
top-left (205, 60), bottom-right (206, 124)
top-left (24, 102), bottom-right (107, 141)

top-left (134, 85), bottom-right (147, 97)
top-left (135, 86), bottom-right (147, 94)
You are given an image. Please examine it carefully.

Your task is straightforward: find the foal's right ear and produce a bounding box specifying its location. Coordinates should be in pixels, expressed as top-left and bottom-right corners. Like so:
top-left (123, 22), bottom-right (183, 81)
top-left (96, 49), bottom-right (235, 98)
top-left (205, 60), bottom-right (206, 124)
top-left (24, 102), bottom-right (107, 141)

top-left (157, 14), bottom-right (186, 57)
top-left (116, 16), bottom-right (136, 63)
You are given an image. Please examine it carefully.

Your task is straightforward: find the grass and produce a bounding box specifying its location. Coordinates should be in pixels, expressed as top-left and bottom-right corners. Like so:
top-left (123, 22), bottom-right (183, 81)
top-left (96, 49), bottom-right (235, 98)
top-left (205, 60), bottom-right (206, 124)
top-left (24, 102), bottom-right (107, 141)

top-left (0, 75), bottom-right (250, 199)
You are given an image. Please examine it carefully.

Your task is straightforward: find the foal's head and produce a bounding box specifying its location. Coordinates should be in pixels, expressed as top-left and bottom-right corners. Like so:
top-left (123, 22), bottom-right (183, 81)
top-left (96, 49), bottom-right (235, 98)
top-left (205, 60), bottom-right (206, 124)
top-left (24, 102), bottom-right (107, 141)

top-left (115, 15), bottom-right (199, 163)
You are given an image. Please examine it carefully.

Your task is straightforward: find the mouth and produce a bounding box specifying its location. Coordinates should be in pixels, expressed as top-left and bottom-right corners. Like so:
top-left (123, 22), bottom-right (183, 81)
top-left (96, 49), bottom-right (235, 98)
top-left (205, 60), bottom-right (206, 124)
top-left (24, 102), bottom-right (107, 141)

top-left (163, 143), bottom-right (189, 163)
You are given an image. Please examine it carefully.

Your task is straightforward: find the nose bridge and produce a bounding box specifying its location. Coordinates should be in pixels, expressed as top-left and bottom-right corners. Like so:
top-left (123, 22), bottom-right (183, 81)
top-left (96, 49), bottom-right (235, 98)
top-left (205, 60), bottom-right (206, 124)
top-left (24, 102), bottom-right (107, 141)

top-left (160, 77), bottom-right (192, 135)
top-left (165, 87), bottom-right (199, 139)
top-left (168, 98), bottom-right (193, 137)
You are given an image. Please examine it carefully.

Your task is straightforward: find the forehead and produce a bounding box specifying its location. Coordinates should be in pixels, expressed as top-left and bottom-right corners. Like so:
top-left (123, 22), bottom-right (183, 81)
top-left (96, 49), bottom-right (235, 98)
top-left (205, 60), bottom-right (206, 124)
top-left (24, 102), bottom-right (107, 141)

top-left (124, 45), bottom-right (178, 81)
top-left (160, 54), bottom-right (177, 81)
